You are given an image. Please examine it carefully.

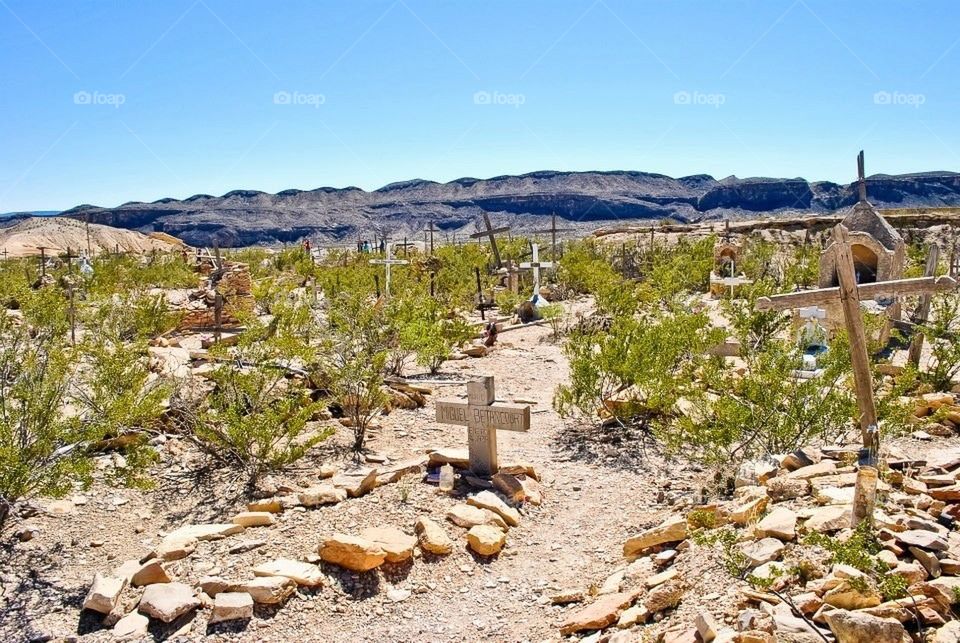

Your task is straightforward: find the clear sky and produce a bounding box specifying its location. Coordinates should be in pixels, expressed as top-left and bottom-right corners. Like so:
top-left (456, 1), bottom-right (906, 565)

top-left (1, 0), bottom-right (958, 211)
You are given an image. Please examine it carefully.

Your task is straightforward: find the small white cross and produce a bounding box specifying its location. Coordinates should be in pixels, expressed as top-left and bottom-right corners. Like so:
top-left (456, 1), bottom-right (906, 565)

top-left (369, 242), bottom-right (409, 298)
top-left (520, 243), bottom-right (554, 292)
top-left (798, 306), bottom-right (827, 320)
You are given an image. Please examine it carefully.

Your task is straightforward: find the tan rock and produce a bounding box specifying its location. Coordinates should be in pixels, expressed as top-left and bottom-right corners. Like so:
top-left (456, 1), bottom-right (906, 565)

top-left (815, 486), bottom-right (855, 505)
top-left (741, 538), bottom-right (785, 567)
top-left (559, 591), bottom-right (636, 635)
top-left (823, 609), bottom-right (907, 643)
top-left (644, 568), bottom-right (678, 588)
top-left (725, 488), bottom-right (768, 526)
top-left (138, 582), bottom-right (200, 623)
top-left (466, 524), bottom-right (506, 556)
top-left (131, 560), bottom-right (171, 587)
top-left (319, 533), bottom-right (386, 571)
top-left (155, 535), bottom-right (197, 561)
top-left (617, 604), bottom-right (649, 628)
top-left (467, 490), bottom-right (520, 527)
top-left (644, 579), bottom-right (684, 613)
top-left (83, 573), bottom-right (127, 614)
top-left (232, 511), bottom-right (275, 527)
top-left (232, 576), bottom-right (296, 604)
top-left (756, 506), bottom-right (797, 541)
top-left (428, 448), bottom-right (470, 469)
top-left (519, 476), bottom-right (544, 505)
top-left (896, 529), bottom-right (948, 551)
top-left (253, 558), bottom-right (323, 587)
top-left (804, 505), bottom-right (849, 533)
top-left (786, 461), bottom-right (837, 480)
top-left (623, 516), bottom-right (687, 557)
top-left (112, 611), bottom-right (149, 640)
top-left (822, 580), bottom-right (881, 610)
top-left (491, 472), bottom-right (525, 503)
top-left (446, 503), bottom-right (507, 530)
top-left (550, 589), bottom-right (585, 605)
top-left (360, 526), bottom-right (417, 563)
top-left (791, 592), bottom-right (822, 615)
top-left (165, 523), bottom-right (244, 541)
top-left (415, 517), bottom-right (453, 555)
top-left (208, 592), bottom-right (253, 624)
top-left (934, 621), bottom-right (960, 643)
top-left (298, 484), bottom-right (347, 507)
top-left (695, 611), bottom-right (718, 642)
top-left (246, 498), bottom-right (282, 513)
top-left (199, 576), bottom-right (230, 597)
top-left (499, 461), bottom-right (540, 481)
top-left (765, 476), bottom-right (810, 501)
top-left (331, 468), bottom-right (379, 497)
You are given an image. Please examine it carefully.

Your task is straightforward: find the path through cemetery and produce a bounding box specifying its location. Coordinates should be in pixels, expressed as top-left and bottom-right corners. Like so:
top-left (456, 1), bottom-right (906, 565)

top-left (1, 308), bottom-right (701, 643)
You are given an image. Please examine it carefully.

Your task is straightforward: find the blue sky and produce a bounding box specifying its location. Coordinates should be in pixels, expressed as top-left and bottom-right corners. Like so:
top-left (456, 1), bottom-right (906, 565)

top-left (1, 0), bottom-right (958, 211)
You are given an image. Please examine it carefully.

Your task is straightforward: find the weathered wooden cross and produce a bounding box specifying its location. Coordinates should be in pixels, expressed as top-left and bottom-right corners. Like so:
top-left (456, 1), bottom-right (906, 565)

top-left (470, 213), bottom-right (510, 269)
top-left (520, 243), bottom-right (554, 292)
top-left (435, 375), bottom-right (531, 476)
top-left (906, 244), bottom-right (940, 367)
top-left (368, 242), bottom-right (409, 298)
top-left (530, 213), bottom-right (573, 262)
top-left (758, 224), bottom-right (956, 526)
top-left (424, 221), bottom-right (437, 256)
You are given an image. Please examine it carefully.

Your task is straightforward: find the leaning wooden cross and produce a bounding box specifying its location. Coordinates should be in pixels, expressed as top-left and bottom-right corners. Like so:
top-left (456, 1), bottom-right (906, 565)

top-left (757, 224), bottom-right (956, 526)
top-left (435, 375), bottom-right (531, 477)
top-left (530, 213), bottom-right (574, 262)
top-left (368, 242), bottom-right (409, 298)
top-left (470, 213), bottom-right (510, 269)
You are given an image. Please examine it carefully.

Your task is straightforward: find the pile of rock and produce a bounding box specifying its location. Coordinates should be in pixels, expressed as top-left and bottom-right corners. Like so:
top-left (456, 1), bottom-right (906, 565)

top-left (444, 490), bottom-right (524, 556)
top-left (586, 438), bottom-right (960, 642)
top-left (176, 261), bottom-right (255, 330)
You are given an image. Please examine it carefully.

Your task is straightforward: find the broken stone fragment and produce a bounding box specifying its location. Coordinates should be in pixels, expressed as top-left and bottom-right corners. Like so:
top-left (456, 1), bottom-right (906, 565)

top-left (208, 592), bottom-right (254, 624)
top-left (252, 558), bottom-right (324, 587)
top-left (558, 591), bottom-right (637, 635)
top-left (466, 524), bottom-right (506, 556)
top-left (138, 582), bottom-right (200, 623)
top-left (427, 448), bottom-right (470, 469)
top-left (467, 490), bottom-right (520, 527)
top-left (740, 538), bottom-right (785, 568)
top-left (360, 526), bottom-right (417, 563)
top-left (491, 472), bottom-right (525, 503)
top-left (643, 578), bottom-right (684, 613)
top-left (725, 492), bottom-right (768, 526)
top-left (822, 579), bottom-right (882, 610)
top-left (415, 517), bottom-right (453, 555)
top-left (331, 468), bottom-right (379, 498)
top-left (198, 576), bottom-right (230, 597)
top-left (83, 573), bottom-right (127, 614)
top-left (896, 529), bottom-right (948, 551)
top-left (232, 511), bottom-right (275, 527)
top-left (623, 516), bottom-right (687, 558)
top-left (755, 506), bottom-right (796, 541)
top-left (231, 576), bottom-right (296, 604)
top-left (823, 609), bottom-right (907, 643)
top-left (765, 476), bottom-right (810, 501)
top-left (318, 533), bottom-right (387, 572)
top-left (695, 611), bottom-right (718, 642)
top-left (131, 560), bottom-right (171, 587)
top-left (446, 503), bottom-right (507, 530)
top-left (804, 505), bottom-right (849, 533)
top-left (155, 535), bottom-right (197, 562)
top-left (112, 611), bottom-right (149, 640)
top-left (246, 498), bottom-right (282, 513)
top-left (298, 484), bottom-right (347, 507)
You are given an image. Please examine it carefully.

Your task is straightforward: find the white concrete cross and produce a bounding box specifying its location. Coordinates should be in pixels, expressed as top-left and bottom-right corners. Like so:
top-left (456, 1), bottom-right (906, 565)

top-left (368, 242), bottom-right (409, 298)
top-left (520, 243), bottom-right (554, 292)
top-left (798, 306), bottom-right (827, 320)
top-left (435, 375), bottom-right (531, 477)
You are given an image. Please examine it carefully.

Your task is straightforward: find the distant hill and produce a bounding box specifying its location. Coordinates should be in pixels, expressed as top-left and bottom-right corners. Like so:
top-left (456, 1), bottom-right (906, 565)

top-left (0, 217), bottom-right (184, 258)
top-left (1, 210), bottom-right (60, 219)
top-left (61, 170), bottom-right (960, 247)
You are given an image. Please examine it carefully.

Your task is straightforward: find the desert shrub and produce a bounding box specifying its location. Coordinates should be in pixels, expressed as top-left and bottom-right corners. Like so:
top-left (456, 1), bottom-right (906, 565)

top-left (389, 294), bottom-right (473, 374)
top-left (646, 236), bottom-right (714, 298)
top-left (781, 243), bottom-right (820, 289)
top-left (0, 287), bottom-right (90, 524)
top-left (918, 294), bottom-right (960, 390)
top-left (87, 253), bottom-right (197, 295)
top-left (721, 280), bottom-right (791, 353)
top-left (540, 303), bottom-right (565, 341)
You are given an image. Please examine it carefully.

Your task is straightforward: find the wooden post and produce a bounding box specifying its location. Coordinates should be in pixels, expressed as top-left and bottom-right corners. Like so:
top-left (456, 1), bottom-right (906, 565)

top-left (907, 244), bottom-right (940, 367)
top-left (213, 291), bottom-right (223, 344)
top-left (68, 285), bottom-right (76, 346)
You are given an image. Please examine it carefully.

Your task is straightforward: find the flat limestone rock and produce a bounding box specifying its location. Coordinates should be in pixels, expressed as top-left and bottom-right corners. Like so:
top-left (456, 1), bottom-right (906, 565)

top-left (166, 523), bottom-right (244, 542)
top-left (804, 505), bottom-right (849, 533)
top-left (232, 576), bottom-right (296, 604)
top-left (741, 538), bottom-right (785, 567)
top-left (756, 506), bottom-right (797, 541)
top-left (823, 609), bottom-right (907, 643)
top-left (131, 560), bottom-right (171, 587)
top-left (298, 484), bottom-right (347, 507)
top-left (765, 476), bottom-right (810, 501)
top-left (643, 579), bottom-right (684, 613)
top-left (467, 490), bottom-right (521, 527)
top-left (247, 498), bottom-right (282, 513)
top-left (112, 611), bottom-right (149, 640)
top-left (822, 580), bottom-right (882, 610)
top-left (786, 461), bottom-right (837, 480)
top-left (360, 526), bottom-right (417, 563)
top-left (155, 535), bottom-right (197, 561)
top-left (319, 534), bottom-right (386, 572)
top-left (415, 517), bottom-right (453, 555)
top-left (467, 524), bottom-right (506, 556)
top-left (232, 511), bottom-right (275, 527)
top-left (623, 516), bottom-right (687, 557)
top-left (331, 469), bottom-right (379, 498)
top-left (428, 448), bottom-right (470, 469)
top-left (559, 591), bottom-right (636, 635)
top-left (896, 529), bottom-right (949, 552)
top-left (209, 592), bottom-right (254, 624)
top-left (253, 558), bottom-right (324, 587)
top-left (446, 503), bottom-right (507, 530)
top-left (815, 486), bottom-right (855, 506)
top-left (83, 573), bottom-right (127, 614)
top-left (138, 582), bottom-right (200, 623)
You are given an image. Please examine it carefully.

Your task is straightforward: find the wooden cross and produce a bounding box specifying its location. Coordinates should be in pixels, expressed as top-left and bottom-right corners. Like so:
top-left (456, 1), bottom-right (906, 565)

top-left (368, 242), bottom-right (409, 298)
top-left (530, 213), bottom-right (573, 262)
top-left (63, 246), bottom-right (78, 273)
top-left (474, 267), bottom-right (496, 320)
top-left (519, 243), bottom-right (554, 292)
top-left (906, 244), bottom-right (940, 367)
top-left (469, 213), bottom-right (510, 269)
top-left (435, 375), bottom-right (531, 476)
top-left (758, 224), bottom-right (956, 526)
top-left (425, 222), bottom-right (437, 255)
top-left (36, 246), bottom-right (49, 278)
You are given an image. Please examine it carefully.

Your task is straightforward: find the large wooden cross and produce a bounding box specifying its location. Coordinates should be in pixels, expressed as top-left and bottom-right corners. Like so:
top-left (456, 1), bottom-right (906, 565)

top-left (435, 375), bottom-right (531, 476)
top-left (470, 213), bottom-right (510, 269)
top-left (520, 243), bottom-right (554, 292)
top-left (757, 224), bottom-right (956, 525)
top-left (368, 242), bottom-right (409, 298)
top-left (530, 213), bottom-right (573, 262)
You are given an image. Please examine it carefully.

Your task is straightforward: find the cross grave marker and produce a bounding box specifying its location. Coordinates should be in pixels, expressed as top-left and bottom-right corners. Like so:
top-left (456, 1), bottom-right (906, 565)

top-left (519, 243), bottom-right (554, 292)
top-left (470, 213), bottom-right (510, 269)
top-left (435, 375), bottom-right (531, 477)
top-left (368, 242), bottom-right (409, 298)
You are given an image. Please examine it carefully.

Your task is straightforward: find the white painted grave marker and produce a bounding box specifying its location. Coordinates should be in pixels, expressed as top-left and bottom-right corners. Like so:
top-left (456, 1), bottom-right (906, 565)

top-left (519, 243), bottom-right (554, 292)
top-left (368, 242), bottom-right (409, 298)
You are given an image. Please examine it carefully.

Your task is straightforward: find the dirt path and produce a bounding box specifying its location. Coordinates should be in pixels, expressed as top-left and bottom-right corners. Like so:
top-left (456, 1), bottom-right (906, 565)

top-left (0, 303), bottom-right (703, 643)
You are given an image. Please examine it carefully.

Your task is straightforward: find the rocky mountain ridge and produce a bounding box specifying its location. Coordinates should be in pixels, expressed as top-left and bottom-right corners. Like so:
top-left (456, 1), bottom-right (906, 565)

top-left (61, 170), bottom-right (960, 247)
